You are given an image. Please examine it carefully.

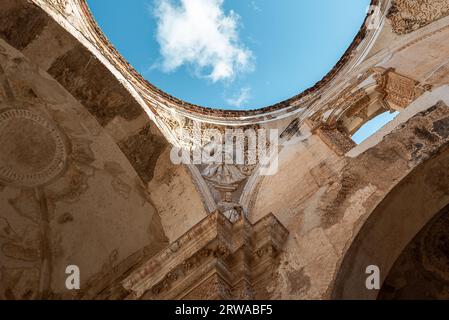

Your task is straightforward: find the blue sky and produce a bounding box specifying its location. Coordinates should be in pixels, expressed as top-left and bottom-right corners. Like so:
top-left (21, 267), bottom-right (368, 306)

top-left (88, 0), bottom-right (370, 110)
top-left (352, 112), bottom-right (399, 145)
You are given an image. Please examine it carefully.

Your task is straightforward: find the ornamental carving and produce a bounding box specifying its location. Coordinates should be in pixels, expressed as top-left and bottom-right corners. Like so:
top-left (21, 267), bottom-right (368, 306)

top-left (308, 67), bottom-right (430, 155)
top-left (315, 125), bottom-right (356, 156)
top-left (123, 211), bottom-right (289, 300)
top-left (388, 0), bottom-right (449, 34)
top-left (202, 162), bottom-right (248, 188)
top-left (46, 0), bottom-right (70, 14)
top-left (0, 109), bottom-right (68, 187)
top-left (156, 105), bottom-right (265, 207)
top-left (375, 68), bottom-right (430, 109)
top-left (309, 68), bottom-right (377, 128)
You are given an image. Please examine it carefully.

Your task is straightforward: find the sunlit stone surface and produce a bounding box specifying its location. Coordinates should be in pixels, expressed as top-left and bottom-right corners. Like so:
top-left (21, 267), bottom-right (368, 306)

top-left (1, 0), bottom-right (449, 300)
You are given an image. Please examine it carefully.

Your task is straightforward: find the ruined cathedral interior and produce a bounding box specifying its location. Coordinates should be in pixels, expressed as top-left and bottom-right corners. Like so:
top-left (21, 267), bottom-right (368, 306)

top-left (2, 0), bottom-right (449, 301)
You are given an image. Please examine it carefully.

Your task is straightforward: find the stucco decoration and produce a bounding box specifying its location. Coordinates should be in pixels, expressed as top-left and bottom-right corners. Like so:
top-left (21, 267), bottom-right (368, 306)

top-left (0, 109), bottom-right (67, 187)
top-left (123, 211), bottom-right (289, 300)
top-left (388, 0), bottom-right (449, 34)
top-left (3, 0), bottom-right (449, 301)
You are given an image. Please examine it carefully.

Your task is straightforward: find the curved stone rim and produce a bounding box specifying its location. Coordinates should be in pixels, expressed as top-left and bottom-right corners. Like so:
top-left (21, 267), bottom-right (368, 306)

top-left (420, 213), bottom-right (449, 282)
top-left (77, 0), bottom-right (382, 118)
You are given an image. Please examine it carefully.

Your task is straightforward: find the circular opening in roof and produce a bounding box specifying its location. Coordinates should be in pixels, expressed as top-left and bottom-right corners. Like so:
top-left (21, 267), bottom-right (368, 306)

top-left (88, 0), bottom-right (371, 110)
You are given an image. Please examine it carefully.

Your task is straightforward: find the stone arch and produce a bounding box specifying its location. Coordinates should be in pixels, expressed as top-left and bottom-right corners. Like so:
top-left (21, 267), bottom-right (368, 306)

top-left (0, 0), bottom-right (208, 300)
top-left (3, 0), bottom-right (449, 301)
top-left (378, 202), bottom-right (449, 299)
top-left (248, 10), bottom-right (449, 222)
top-left (10, 0), bottom-right (395, 229)
top-left (332, 140), bottom-right (449, 299)
top-left (254, 98), bottom-right (449, 300)
top-left (0, 0), bottom-right (209, 238)
top-left (378, 201), bottom-right (449, 300)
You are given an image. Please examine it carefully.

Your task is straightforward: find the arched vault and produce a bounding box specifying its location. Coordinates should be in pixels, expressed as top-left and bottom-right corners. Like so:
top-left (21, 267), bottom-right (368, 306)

top-left (2, 0), bottom-right (449, 300)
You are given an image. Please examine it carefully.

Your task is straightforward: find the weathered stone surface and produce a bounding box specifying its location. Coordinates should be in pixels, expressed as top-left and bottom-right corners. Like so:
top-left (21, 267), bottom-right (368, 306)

top-left (2, 0), bottom-right (449, 301)
top-left (0, 1), bottom-right (48, 50)
top-left (118, 125), bottom-right (166, 184)
top-left (388, 0), bottom-right (449, 34)
top-left (379, 203), bottom-right (449, 300)
top-left (48, 46), bottom-right (143, 127)
top-left (0, 109), bottom-right (68, 187)
top-left (0, 37), bottom-right (172, 300)
top-left (123, 211), bottom-right (288, 300)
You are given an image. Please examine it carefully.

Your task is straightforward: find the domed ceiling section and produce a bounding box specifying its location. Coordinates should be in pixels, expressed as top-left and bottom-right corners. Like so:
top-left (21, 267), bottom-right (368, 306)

top-left (87, 0), bottom-right (371, 110)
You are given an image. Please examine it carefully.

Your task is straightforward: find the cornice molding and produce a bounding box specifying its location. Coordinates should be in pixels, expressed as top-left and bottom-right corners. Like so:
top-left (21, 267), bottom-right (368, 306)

top-left (122, 211), bottom-right (289, 300)
top-left (33, 0), bottom-right (387, 126)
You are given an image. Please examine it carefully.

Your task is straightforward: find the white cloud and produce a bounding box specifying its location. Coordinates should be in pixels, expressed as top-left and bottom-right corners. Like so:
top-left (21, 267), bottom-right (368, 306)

top-left (226, 87), bottom-right (251, 107)
top-left (153, 0), bottom-right (254, 82)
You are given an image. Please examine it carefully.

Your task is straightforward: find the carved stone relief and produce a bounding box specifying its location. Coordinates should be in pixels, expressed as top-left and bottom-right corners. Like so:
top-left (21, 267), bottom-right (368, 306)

top-left (374, 68), bottom-right (430, 110)
top-left (155, 105), bottom-right (264, 214)
top-left (123, 211), bottom-right (289, 300)
top-left (388, 0), bottom-right (449, 35)
top-left (309, 68), bottom-right (377, 129)
top-left (42, 0), bottom-right (70, 15)
top-left (0, 37), bottom-right (170, 300)
top-left (307, 67), bottom-right (430, 154)
top-left (0, 109), bottom-right (68, 188)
